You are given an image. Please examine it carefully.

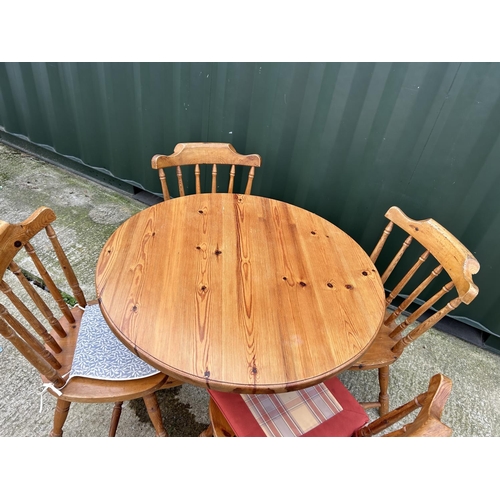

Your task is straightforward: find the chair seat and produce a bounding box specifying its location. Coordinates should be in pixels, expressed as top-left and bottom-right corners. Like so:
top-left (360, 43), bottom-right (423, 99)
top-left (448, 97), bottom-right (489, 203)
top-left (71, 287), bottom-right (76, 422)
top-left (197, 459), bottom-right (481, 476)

top-left (68, 303), bottom-right (160, 381)
top-left (349, 323), bottom-right (400, 370)
top-left (208, 377), bottom-right (369, 437)
top-left (41, 303), bottom-right (171, 403)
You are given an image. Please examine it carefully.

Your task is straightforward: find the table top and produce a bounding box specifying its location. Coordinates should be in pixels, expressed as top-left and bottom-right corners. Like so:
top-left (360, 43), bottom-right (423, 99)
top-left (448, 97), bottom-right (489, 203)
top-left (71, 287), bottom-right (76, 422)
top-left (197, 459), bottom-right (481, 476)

top-left (96, 193), bottom-right (385, 393)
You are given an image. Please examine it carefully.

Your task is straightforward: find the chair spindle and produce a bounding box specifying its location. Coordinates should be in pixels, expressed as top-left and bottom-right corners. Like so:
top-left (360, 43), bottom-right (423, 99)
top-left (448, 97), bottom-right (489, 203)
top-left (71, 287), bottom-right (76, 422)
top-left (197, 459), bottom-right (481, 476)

top-left (385, 263), bottom-right (443, 325)
top-left (212, 164), bottom-right (217, 193)
top-left (0, 303), bottom-right (61, 369)
top-left (385, 250), bottom-right (430, 306)
top-left (244, 167), bottom-right (255, 195)
top-left (228, 165), bottom-right (236, 193)
top-left (176, 166), bottom-right (185, 197)
top-left (45, 225), bottom-right (87, 308)
top-left (195, 164), bottom-right (201, 194)
top-left (380, 235), bottom-right (413, 284)
top-left (24, 242), bottom-right (75, 324)
top-left (0, 315), bottom-right (65, 388)
top-left (370, 221), bottom-right (393, 263)
top-left (0, 280), bottom-right (62, 353)
top-left (392, 294), bottom-right (460, 356)
top-left (356, 396), bottom-right (423, 437)
top-left (8, 261), bottom-right (67, 338)
top-left (159, 169), bottom-right (171, 200)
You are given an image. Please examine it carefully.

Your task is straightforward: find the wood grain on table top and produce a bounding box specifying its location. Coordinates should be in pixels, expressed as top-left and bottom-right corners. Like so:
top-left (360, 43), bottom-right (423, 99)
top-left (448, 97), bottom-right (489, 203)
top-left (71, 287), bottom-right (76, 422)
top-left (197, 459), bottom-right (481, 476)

top-left (96, 194), bottom-right (385, 393)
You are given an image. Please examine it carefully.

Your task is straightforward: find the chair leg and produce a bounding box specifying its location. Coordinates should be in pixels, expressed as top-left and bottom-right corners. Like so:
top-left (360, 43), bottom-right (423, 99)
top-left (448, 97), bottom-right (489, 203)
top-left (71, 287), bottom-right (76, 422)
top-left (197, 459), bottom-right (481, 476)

top-left (378, 366), bottom-right (390, 416)
top-left (109, 401), bottom-right (124, 437)
top-left (50, 399), bottom-right (71, 437)
top-left (208, 397), bottom-right (235, 437)
top-left (199, 424), bottom-right (214, 437)
top-left (143, 393), bottom-right (168, 437)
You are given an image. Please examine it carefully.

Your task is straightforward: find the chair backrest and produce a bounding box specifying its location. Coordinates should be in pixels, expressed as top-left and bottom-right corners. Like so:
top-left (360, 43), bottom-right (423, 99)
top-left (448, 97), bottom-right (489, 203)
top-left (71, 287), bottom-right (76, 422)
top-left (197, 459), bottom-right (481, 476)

top-left (355, 373), bottom-right (453, 437)
top-left (151, 142), bottom-right (262, 200)
top-left (0, 207), bottom-right (86, 389)
top-left (370, 206), bottom-right (479, 356)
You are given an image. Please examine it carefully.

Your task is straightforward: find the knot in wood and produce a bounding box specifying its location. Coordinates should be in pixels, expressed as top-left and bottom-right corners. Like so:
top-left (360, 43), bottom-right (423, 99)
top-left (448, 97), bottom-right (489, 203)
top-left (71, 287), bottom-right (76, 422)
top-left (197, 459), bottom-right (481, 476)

top-left (14, 241), bottom-right (22, 248)
top-left (345, 284), bottom-right (353, 289)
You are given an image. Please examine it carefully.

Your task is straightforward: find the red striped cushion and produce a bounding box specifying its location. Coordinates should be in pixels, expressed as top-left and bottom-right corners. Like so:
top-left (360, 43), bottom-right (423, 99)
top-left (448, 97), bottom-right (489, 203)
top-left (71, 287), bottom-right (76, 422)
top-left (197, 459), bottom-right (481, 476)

top-left (209, 377), bottom-right (369, 437)
top-left (241, 383), bottom-right (343, 436)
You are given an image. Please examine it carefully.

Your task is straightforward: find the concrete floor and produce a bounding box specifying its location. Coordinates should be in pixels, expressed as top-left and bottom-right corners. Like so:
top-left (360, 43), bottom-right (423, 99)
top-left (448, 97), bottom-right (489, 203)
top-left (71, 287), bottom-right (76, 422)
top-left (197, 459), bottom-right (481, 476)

top-left (0, 141), bottom-right (499, 437)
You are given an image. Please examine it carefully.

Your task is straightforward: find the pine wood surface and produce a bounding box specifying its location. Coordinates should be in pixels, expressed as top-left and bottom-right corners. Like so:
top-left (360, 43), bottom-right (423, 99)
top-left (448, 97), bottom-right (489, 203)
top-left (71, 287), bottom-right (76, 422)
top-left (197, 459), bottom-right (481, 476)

top-left (96, 193), bottom-right (386, 394)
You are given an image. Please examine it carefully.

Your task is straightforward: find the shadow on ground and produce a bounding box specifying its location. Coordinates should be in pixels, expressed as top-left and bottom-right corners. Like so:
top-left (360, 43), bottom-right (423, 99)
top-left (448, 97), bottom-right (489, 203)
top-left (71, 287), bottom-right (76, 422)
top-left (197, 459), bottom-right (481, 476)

top-left (130, 386), bottom-right (209, 437)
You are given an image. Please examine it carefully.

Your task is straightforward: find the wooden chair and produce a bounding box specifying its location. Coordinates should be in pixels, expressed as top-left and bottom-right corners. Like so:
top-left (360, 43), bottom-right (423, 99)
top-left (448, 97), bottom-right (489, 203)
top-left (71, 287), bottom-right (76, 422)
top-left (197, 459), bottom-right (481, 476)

top-left (355, 373), bottom-right (453, 437)
top-left (205, 373), bottom-right (453, 437)
top-left (348, 206), bottom-right (479, 416)
top-left (151, 142), bottom-right (262, 200)
top-left (0, 207), bottom-right (182, 436)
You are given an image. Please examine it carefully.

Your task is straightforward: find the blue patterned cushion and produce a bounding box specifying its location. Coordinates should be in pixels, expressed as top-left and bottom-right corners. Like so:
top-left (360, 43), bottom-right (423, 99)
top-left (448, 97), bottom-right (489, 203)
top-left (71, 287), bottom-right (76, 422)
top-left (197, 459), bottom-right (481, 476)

top-left (69, 304), bottom-right (160, 381)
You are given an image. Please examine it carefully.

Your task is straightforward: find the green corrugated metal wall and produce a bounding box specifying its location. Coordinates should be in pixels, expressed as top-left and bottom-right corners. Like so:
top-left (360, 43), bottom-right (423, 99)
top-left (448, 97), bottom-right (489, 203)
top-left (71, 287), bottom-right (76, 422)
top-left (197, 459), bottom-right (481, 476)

top-left (1, 62), bottom-right (499, 341)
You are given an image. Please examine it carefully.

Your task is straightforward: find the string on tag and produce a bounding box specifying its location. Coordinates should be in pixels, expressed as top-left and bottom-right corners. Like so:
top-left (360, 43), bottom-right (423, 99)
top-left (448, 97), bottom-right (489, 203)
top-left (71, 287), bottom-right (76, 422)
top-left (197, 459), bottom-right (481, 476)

top-left (39, 373), bottom-right (69, 413)
top-left (39, 383), bottom-right (62, 413)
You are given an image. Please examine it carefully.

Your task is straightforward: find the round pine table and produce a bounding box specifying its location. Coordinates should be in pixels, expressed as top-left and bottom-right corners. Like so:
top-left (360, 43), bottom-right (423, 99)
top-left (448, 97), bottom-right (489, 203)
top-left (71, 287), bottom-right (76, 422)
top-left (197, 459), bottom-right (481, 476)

top-left (96, 193), bottom-right (385, 394)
